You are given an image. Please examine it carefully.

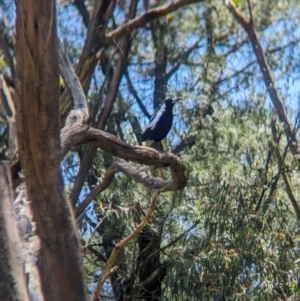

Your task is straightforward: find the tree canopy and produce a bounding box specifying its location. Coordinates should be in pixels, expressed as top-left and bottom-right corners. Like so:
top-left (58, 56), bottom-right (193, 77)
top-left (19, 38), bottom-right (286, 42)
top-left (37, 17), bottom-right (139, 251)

top-left (1, 0), bottom-right (300, 300)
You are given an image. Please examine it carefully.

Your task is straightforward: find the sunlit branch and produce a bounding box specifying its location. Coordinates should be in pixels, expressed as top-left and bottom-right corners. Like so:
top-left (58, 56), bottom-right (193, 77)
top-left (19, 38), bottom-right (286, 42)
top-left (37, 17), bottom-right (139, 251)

top-left (58, 40), bottom-right (89, 124)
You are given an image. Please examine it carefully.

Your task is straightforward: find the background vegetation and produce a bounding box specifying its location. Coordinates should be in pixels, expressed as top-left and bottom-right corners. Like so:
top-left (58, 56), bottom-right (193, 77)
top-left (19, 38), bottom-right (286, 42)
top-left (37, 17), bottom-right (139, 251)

top-left (1, 0), bottom-right (300, 300)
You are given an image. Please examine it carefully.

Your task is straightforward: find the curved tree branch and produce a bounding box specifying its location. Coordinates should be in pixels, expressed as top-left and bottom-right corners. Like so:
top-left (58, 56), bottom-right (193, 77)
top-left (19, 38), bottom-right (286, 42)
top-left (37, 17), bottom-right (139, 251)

top-left (75, 157), bottom-right (183, 217)
top-left (104, 0), bottom-right (204, 47)
top-left (61, 124), bottom-right (187, 188)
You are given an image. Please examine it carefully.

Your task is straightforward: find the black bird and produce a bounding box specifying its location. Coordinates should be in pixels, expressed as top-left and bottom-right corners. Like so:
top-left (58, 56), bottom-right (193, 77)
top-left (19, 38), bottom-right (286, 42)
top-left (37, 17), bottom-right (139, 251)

top-left (142, 98), bottom-right (181, 147)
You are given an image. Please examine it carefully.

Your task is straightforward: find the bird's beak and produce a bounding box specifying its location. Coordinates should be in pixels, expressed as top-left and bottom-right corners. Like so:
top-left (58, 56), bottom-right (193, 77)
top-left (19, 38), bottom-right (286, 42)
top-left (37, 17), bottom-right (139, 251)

top-left (172, 98), bottom-right (182, 104)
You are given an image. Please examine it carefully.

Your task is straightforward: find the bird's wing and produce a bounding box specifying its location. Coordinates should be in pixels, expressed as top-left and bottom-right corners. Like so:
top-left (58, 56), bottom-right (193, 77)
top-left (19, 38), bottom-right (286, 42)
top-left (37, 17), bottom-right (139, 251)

top-left (148, 110), bottom-right (163, 130)
top-left (147, 104), bottom-right (166, 130)
top-left (141, 111), bottom-right (162, 141)
top-left (141, 104), bottom-right (166, 142)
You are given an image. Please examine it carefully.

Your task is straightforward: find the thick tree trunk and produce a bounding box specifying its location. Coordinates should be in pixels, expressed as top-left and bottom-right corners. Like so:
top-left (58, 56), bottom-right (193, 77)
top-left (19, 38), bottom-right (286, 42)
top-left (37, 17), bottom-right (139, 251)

top-left (15, 1), bottom-right (87, 300)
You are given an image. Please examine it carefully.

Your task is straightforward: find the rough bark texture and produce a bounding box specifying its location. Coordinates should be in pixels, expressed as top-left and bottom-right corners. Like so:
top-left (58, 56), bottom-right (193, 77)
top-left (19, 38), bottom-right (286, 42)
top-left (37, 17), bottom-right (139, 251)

top-left (15, 1), bottom-right (87, 300)
top-left (14, 184), bottom-right (45, 301)
top-left (0, 161), bottom-right (29, 301)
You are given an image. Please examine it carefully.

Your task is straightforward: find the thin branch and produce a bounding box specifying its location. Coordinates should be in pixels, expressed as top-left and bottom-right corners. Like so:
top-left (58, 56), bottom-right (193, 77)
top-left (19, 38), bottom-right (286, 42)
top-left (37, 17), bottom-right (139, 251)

top-left (253, 143), bottom-right (272, 211)
top-left (139, 220), bottom-right (200, 267)
top-left (246, 0), bottom-right (253, 25)
top-left (225, 0), bottom-right (299, 156)
top-left (125, 71), bottom-right (151, 119)
top-left (70, 0), bottom-right (89, 28)
top-left (83, 217), bottom-right (107, 250)
top-left (87, 246), bottom-right (108, 263)
top-left (75, 165), bottom-right (118, 217)
top-left (255, 170), bottom-right (280, 213)
top-left (89, 190), bottom-right (161, 301)
top-left (214, 59), bottom-right (256, 86)
top-left (167, 38), bottom-right (203, 79)
top-left (104, 0), bottom-right (204, 47)
top-left (90, 77), bottom-right (107, 125)
top-left (271, 119), bottom-right (300, 221)
top-left (75, 157), bottom-right (182, 217)
top-left (125, 109), bottom-right (144, 144)
top-left (268, 37), bottom-right (300, 54)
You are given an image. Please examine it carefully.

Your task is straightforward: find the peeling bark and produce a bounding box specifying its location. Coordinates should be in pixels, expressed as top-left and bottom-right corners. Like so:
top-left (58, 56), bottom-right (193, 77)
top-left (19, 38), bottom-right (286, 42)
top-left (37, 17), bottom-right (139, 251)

top-left (0, 161), bottom-right (29, 301)
top-left (15, 1), bottom-right (87, 300)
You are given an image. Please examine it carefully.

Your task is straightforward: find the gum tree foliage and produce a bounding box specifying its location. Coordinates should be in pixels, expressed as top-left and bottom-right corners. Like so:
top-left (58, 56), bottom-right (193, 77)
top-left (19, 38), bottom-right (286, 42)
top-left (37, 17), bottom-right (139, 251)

top-left (1, 0), bottom-right (300, 300)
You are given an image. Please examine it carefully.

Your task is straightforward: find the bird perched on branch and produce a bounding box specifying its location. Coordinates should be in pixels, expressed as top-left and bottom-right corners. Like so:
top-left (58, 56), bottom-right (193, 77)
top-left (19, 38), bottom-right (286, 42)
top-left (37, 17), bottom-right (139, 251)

top-left (142, 98), bottom-right (181, 148)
